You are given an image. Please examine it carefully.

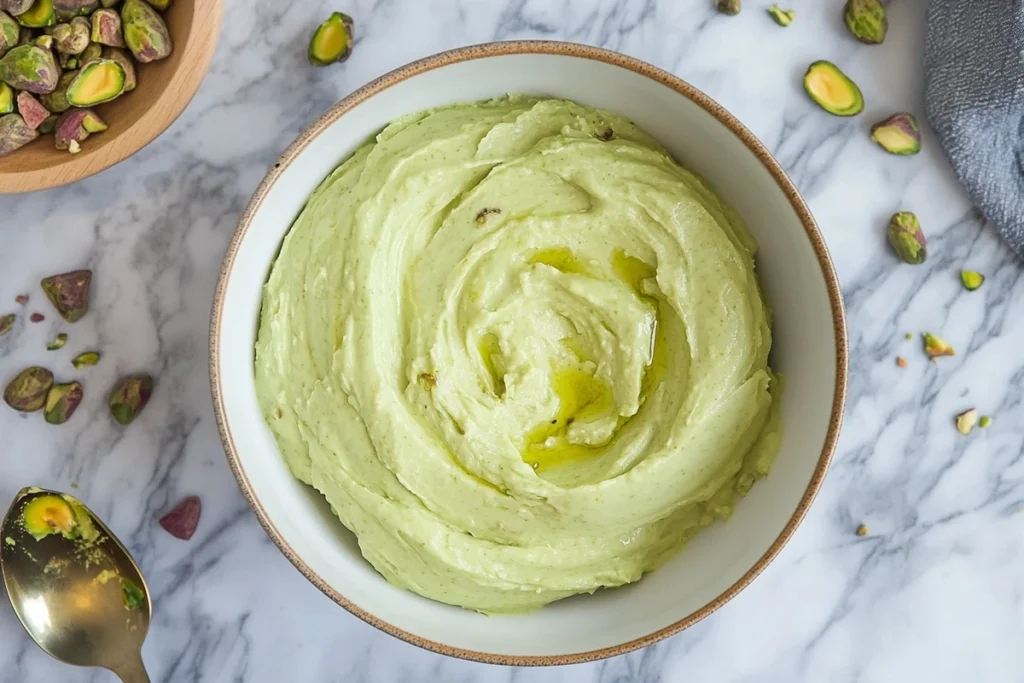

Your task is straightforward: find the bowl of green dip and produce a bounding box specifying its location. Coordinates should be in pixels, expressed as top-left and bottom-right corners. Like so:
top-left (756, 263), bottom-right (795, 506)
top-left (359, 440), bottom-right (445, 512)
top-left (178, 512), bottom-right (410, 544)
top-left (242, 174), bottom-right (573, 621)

top-left (211, 41), bottom-right (847, 665)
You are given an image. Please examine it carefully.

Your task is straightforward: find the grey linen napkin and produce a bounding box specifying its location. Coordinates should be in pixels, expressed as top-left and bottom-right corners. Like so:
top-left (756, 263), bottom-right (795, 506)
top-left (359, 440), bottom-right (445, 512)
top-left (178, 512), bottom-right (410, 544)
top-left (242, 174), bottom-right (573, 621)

top-left (924, 0), bottom-right (1024, 256)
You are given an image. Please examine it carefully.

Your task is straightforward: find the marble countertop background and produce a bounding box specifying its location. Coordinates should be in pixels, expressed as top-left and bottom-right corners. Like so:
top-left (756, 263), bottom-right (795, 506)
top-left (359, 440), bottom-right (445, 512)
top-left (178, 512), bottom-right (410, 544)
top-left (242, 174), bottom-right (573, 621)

top-left (2, 0), bottom-right (1023, 681)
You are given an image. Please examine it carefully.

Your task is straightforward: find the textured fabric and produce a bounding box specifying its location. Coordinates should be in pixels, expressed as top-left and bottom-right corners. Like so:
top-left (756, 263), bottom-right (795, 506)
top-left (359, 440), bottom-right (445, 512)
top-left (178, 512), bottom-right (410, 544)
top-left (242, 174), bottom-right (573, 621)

top-left (924, 0), bottom-right (1024, 256)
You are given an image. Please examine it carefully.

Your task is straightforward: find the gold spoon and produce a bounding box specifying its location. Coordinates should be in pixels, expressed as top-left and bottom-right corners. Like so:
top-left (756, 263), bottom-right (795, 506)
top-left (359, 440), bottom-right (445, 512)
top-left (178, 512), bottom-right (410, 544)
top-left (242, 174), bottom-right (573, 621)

top-left (1, 487), bottom-right (152, 682)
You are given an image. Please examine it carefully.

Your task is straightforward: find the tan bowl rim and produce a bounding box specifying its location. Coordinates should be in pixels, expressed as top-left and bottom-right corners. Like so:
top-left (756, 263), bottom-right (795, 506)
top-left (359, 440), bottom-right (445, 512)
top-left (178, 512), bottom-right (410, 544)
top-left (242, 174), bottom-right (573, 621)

top-left (209, 40), bottom-right (848, 667)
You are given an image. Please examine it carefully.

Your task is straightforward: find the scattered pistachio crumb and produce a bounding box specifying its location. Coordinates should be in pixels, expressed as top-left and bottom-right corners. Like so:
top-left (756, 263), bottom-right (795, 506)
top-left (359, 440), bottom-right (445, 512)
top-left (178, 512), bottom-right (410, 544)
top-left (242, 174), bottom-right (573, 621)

top-left (905, 333), bottom-right (913, 340)
top-left (46, 332), bottom-right (68, 350)
top-left (767, 4), bottom-right (795, 26)
top-left (4, 536), bottom-right (14, 547)
top-left (956, 408), bottom-right (978, 435)
top-left (29, 312), bottom-right (44, 323)
top-left (856, 524), bottom-right (869, 536)
top-left (923, 332), bottom-right (954, 358)
top-left (960, 270), bottom-right (985, 291)
top-left (70, 481), bottom-right (78, 489)
top-left (896, 356), bottom-right (907, 368)
top-left (475, 208), bottom-right (501, 225)
top-left (15, 295), bottom-right (28, 305)
top-left (979, 415), bottom-right (992, 428)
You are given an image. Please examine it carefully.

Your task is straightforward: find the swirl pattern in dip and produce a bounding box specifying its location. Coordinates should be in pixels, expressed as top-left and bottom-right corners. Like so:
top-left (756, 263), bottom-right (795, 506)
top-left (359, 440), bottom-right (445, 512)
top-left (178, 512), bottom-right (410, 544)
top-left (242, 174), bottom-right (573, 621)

top-left (254, 95), bottom-right (783, 613)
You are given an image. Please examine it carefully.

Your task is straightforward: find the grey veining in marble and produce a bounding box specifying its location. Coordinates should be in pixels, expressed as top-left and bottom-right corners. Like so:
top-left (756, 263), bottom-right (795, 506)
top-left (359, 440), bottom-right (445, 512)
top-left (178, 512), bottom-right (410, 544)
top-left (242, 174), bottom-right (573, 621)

top-left (2, 0), bottom-right (1023, 681)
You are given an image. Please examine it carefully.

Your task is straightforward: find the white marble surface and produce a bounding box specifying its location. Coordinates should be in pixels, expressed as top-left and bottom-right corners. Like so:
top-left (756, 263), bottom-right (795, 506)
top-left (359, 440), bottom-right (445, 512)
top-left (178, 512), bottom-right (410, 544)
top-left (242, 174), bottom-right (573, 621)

top-left (2, 0), bottom-right (1023, 681)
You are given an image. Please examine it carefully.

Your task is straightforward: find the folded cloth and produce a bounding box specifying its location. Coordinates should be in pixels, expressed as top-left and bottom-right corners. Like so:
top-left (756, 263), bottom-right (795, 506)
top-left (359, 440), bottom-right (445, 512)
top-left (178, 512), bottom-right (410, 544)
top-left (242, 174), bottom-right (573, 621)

top-left (924, 0), bottom-right (1024, 256)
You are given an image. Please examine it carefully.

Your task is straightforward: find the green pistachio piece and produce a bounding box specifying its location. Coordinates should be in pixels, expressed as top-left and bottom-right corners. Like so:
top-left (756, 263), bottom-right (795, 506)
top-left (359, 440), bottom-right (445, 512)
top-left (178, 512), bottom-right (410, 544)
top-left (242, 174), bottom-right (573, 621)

top-left (767, 4), bottom-right (794, 26)
top-left (0, 312), bottom-right (13, 336)
top-left (715, 0), bottom-right (740, 14)
top-left (4, 366), bottom-right (54, 411)
top-left (100, 45), bottom-right (132, 89)
top-left (308, 12), bottom-right (353, 66)
top-left (121, 0), bottom-right (170, 62)
top-left (886, 211), bottom-right (927, 264)
top-left (66, 57), bottom-right (125, 105)
top-left (89, 7), bottom-right (121, 46)
top-left (54, 106), bottom-right (104, 149)
top-left (50, 15), bottom-right (89, 53)
top-left (15, 0), bottom-right (53, 27)
top-left (0, 112), bottom-right (38, 156)
top-left (0, 10), bottom-right (19, 51)
top-left (108, 374), bottom-right (152, 424)
top-left (979, 415), bottom-right (992, 428)
top-left (923, 332), bottom-right (954, 359)
top-left (0, 81), bottom-right (13, 112)
top-left (803, 61), bottom-right (864, 116)
top-left (71, 350), bottom-right (100, 367)
top-left (15, 89), bottom-right (48, 129)
top-left (0, 43), bottom-right (60, 93)
top-left (1, 0), bottom-right (36, 16)
top-left (44, 380), bottom-right (82, 423)
top-left (40, 269), bottom-right (92, 321)
top-left (960, 270), bottom-right (984, 291)
top-left (46, 331), bottom-right (67, 349)
top-left (39, 67), bottom-right (74, 111)
top-left (844, 0), bottom-right (886, 44)
top-left (871, 113), bottom-right (921, 155)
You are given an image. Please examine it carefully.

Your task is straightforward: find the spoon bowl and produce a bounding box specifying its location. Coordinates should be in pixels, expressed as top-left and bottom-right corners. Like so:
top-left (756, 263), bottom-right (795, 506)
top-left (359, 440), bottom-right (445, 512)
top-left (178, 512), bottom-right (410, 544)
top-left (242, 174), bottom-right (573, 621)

top-left (1, 487), bottom-right (152, 682)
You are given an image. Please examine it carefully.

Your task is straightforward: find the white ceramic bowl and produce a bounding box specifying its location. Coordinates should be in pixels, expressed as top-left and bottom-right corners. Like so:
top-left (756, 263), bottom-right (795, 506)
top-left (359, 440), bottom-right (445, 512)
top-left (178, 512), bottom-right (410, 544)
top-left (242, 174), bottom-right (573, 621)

top-left (210, 42), bottom-right (847, 665)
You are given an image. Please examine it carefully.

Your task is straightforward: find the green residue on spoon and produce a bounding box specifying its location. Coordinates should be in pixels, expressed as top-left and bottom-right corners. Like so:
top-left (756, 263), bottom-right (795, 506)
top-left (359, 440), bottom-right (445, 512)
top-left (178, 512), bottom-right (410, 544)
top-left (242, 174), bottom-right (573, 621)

top-left (120, 578), bottom-right (145, 611)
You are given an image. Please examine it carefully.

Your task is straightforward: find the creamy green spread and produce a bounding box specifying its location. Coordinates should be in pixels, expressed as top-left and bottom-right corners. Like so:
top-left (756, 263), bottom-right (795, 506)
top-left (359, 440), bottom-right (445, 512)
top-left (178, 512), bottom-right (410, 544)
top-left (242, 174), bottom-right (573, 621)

top-left (254, 95), bottom-right (784, 614)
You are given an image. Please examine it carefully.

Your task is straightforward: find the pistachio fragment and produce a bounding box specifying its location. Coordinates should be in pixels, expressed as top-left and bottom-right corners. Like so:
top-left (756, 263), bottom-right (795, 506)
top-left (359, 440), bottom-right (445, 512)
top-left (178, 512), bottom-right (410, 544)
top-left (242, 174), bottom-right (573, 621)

top-left (108, 374), bottom-right (152, 424)
top-left (960, 270), bottom-right (984, 291)
top-left (89, 7), bottom-right (122, 46)
top-left (767, 4), bottom-right (794, 26)
top-left (896, 356), bottom-right (907, 368)
top-left (715, 0), bottom-right (740, 15)
top-left (44, 380), bottom-right (81, 423)
top-left (886, 212), bottom-right (927, 264)
top-left (54, 107), bottom-right (105, 149)
top-left (0, 82), bottom-right (12, 112)
top-left (979, 416), bottom-right (992, 429)
top-left (101, 45), bottom-right (132, 90)
top-left (158, 495), bottom-right (201, 540)
top-left (923, 332), bottom-right (954, 358)
top-left (15, 0), bottom-right (54, 28)
top-left (29, 311), bottom-right (43, 322)
top-left (4, 366), bottom-right (54, 411)
top-left (803, 61), bottom-right (864, 116)
top-left (955, 408), bottom-right (978, 435)
top-left (856, 524), bottom-right (868, 536)
top-left (66, 57), bottom-right (125, 105)
top-left (37, 111), bottom-right (55, 132)
top-left (15, 89), bottom-right (48, 129)
top-left (0, 0), bottom-right (33, 17)
top-left (46, 331), bottom-right (66, 349)
top-left (78, 38), bottom-right (98, 62)
top-left (308, 12), bottom-right (353, 66)
top-left (71, 350), bottom-right (99, 367)
top-left (121, 578), bottom-right (145, 610)
top-left (0, 312), bottom-right (13, 336)
top-left (0, 10), bottom-right (19, 53)
top-left (40, 269), bottom-right (91, 321)
top-left (40, 68), bottom-right (74, 112)
top-left (52, 0), bottom-right (96, 20)
top-left (33, 33), bottom-right (52, 49)
top-left (0, 112), bottom-right (37, 156)
top-left (870, 113), bottom-right (921, 155)
top-left (49, 15), bottom-right (89, 53)
top-left (843, 0), bottom-right (886, 44)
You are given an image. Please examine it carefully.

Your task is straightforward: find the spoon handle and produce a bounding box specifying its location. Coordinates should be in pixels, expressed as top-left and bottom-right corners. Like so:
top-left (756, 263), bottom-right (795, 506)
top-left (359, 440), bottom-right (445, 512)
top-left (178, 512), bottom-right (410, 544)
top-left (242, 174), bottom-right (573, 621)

top-left (112, 654), bottom-right (151, 683)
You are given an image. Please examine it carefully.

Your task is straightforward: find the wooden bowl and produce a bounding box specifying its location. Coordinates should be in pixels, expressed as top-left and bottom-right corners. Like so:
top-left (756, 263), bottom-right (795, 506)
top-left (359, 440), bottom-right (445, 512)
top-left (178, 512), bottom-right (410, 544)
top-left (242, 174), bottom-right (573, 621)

top-left (0, 0), bottom-right (221, 194)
